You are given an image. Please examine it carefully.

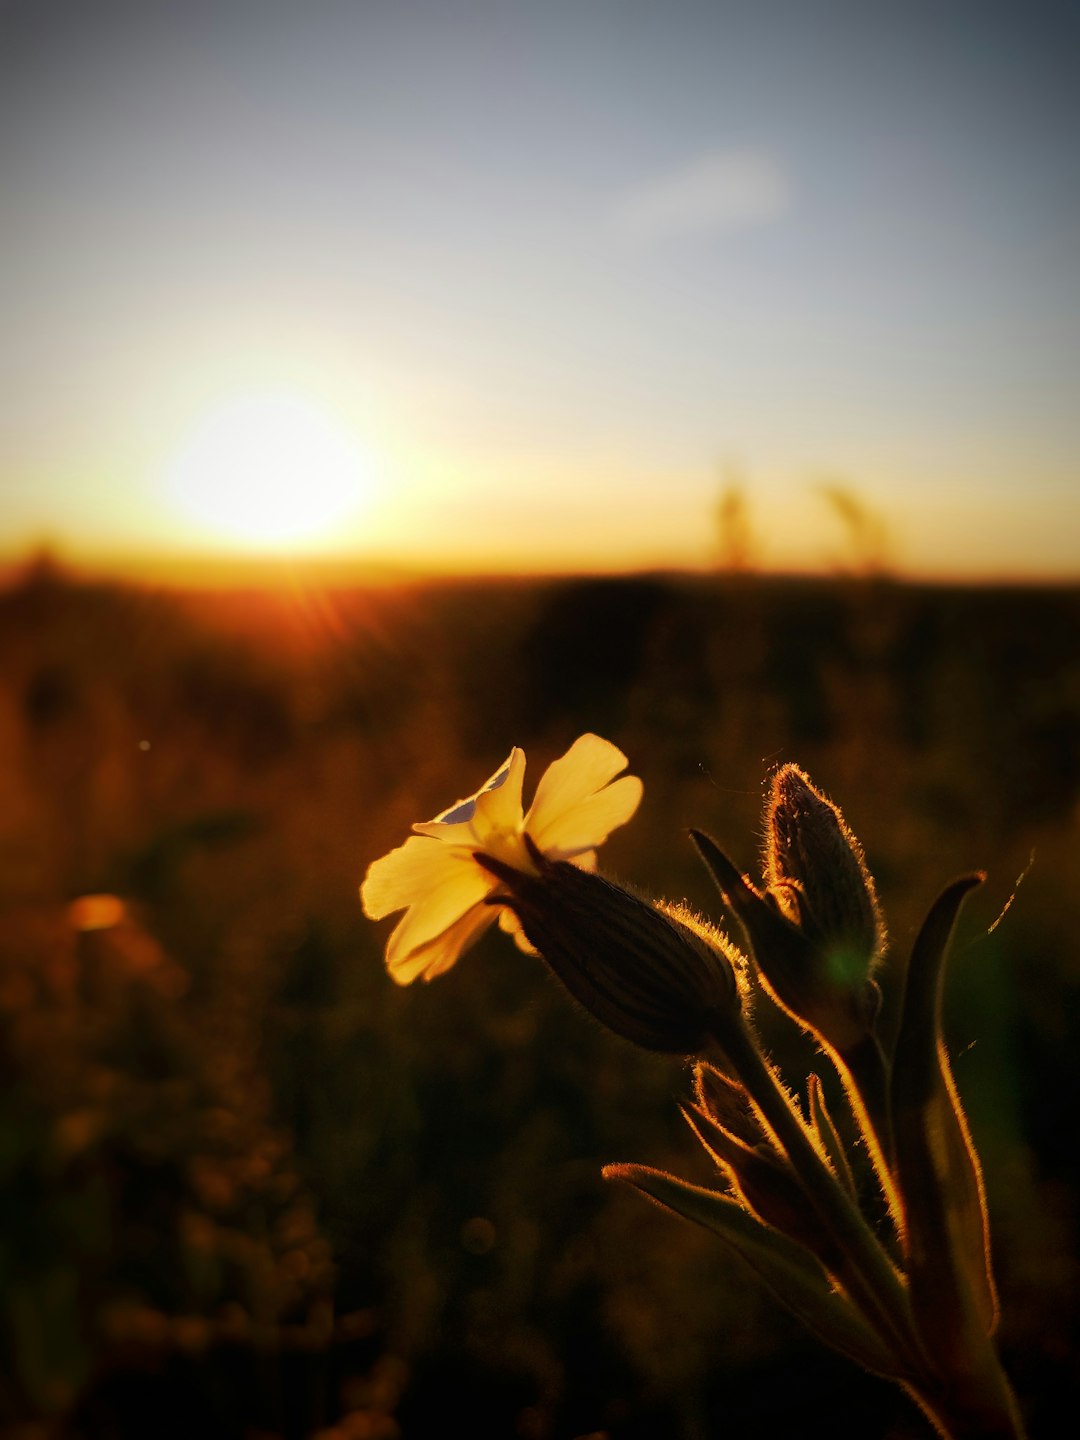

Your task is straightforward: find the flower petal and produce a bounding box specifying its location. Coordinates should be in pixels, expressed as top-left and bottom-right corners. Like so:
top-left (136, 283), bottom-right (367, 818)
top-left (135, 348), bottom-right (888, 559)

top-left (361, 835), bottom-right (474, 919)
top-left (495, 904), bottom-right (539, 955)
top-left (388, 901), bottom-right (499, 984)
top-left (413, 748), bottom-right (525, 835)
top-left (411, 816), bottom-right (475, 842)
top-left (364, 736), bottom-right (641, 987)
top-left (526, 734), bottom-right (632, 835)
top-left (529, 774), bottom-right (643, 857)
top-left (472, 746), bottom-right (527, 834)
top-left (384, 856), bottom-right (496, 968)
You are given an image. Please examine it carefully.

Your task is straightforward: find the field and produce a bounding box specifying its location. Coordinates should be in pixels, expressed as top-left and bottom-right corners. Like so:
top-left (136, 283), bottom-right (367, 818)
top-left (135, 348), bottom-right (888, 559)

top-left (2, 562), bottom-right (1078, 1439)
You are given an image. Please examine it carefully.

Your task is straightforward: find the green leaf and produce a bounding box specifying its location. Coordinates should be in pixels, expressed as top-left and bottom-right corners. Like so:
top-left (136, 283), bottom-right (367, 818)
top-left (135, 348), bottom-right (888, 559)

top-left (891, 875), bottom-right (999, 1355)
top-left (604, 1163), bottom-right (902, 1381)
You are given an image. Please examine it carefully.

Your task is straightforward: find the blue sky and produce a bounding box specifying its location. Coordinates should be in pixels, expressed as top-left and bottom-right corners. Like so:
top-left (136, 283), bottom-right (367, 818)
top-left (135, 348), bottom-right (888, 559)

top-left (2, 0), bottom-right (1078, 576)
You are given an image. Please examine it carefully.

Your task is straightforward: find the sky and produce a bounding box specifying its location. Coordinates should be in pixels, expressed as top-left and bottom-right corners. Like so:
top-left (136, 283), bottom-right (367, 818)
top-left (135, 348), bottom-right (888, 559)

top-left (2, 0), bottom-right (1078, 579)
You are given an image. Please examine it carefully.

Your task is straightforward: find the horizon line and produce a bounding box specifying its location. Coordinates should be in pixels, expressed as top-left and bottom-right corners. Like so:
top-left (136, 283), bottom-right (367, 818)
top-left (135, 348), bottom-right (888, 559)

top-left (2, 543), bottom-right (1078, 593)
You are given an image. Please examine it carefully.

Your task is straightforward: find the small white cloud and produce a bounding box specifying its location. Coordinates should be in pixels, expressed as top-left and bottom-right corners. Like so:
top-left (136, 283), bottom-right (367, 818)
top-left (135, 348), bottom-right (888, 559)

top-left (615, 148), bottom-right (792, 244)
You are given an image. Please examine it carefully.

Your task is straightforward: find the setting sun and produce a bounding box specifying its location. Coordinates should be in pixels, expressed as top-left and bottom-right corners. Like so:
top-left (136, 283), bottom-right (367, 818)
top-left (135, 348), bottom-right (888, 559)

top-left (160, 389), bottom-right (374, 551)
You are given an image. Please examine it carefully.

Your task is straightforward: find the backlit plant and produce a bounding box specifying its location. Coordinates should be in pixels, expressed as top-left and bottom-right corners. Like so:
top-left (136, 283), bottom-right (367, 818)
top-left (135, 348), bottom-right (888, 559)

top-left (362, 735), bottom-right (1026, 1439)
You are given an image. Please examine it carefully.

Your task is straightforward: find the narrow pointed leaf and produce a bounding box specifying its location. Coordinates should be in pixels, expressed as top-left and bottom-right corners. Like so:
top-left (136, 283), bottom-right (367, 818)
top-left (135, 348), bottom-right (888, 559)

top-left (604, 1163), bottom-right (901, 1381)
top-left (682, 1104), bottom-right (844, 1271)
top-left (690, 830), bottom-right (761, 913)
top-left (681, 1100), bottom-right (755, 1175)
top-left (808, 1073), bottom-right (858, 1202)
top-left (891, 874), bottom-right (999, 1354)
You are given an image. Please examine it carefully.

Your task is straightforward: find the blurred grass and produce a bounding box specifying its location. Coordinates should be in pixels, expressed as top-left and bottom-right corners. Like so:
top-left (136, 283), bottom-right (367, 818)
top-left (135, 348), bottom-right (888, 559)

top-left (1, 560), bottom-right (1078, 1438)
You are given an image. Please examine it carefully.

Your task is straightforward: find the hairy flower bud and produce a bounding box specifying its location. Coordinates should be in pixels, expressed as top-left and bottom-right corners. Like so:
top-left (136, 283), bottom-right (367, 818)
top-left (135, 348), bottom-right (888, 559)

top-left (693, 773), bottom-right (883, 1056)
top-left (477, 839), bottom-right (739, 1054)
top-left (682, 1103), bottom-right (844, 1272)
top-left (693, 1062), bottom-right (763, 1147)
top-left (766, 765), bottom-right (884, 981)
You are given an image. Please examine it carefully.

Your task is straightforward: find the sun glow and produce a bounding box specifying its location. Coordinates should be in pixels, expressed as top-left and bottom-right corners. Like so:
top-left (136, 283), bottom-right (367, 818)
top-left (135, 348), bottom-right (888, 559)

top-left (160, 389), bottom-right (374, 550)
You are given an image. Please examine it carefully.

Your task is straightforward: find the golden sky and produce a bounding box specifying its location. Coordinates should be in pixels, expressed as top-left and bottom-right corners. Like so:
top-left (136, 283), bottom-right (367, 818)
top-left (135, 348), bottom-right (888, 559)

top-left (2, 0), bottom-right (1078, 580)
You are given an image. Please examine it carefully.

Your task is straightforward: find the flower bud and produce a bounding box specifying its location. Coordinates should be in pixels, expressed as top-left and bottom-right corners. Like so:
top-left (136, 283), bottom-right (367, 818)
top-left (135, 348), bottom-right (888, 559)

top-left (693, 1062), bottom-right (762, 1147)
top-left (683, 1103), bottom-right (844, 1271)
top-left (766, 765), bottom-right (884, 982)
top-left (477, 839), bottom-right (740, 1055)
top-left (693, 790), bottom-right (882, 1056)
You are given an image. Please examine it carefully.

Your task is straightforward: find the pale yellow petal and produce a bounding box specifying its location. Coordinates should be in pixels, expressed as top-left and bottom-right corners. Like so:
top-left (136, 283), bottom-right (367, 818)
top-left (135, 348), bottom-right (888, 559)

top-left (472, 747), bottom-right (526, 833)
top-left (411, 817), bottom-right (476, 842)
top-left (384, 857), bottom-right (495, 967)
top-left (388, 902), bottom-right (498, 985)
top-left (413, 748), bottom-right (525, 839)
top-left (529, 774), bottom-right (643, 856)
top-left (361, 835), bottom-right (476, 919)
top-left (497, 905), bottom-right (539, 955)
top-left (526, 734), bottom-right (631, 838)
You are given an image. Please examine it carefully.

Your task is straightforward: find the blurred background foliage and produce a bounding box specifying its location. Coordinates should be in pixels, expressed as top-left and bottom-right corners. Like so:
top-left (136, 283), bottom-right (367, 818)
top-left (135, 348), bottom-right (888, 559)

top-left (1, 561), bottom-right (1078, 1438)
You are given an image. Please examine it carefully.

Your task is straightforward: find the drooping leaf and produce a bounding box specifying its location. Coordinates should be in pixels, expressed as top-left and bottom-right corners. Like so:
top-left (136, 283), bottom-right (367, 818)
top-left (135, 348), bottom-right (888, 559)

top-left (604, 1163), bottom-right (901, 1381)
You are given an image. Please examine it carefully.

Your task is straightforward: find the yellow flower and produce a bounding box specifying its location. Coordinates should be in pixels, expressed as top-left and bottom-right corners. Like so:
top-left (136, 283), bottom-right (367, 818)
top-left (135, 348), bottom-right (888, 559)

top-left (361, 733), bottom-right (643, 985)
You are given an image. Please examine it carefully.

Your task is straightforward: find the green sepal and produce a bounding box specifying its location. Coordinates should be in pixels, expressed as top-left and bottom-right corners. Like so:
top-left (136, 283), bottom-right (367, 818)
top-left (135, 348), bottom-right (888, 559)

top-left (890, 874), bottom-right (999, 1357)
top-left (603, 1162), bottom-right (901, 1381)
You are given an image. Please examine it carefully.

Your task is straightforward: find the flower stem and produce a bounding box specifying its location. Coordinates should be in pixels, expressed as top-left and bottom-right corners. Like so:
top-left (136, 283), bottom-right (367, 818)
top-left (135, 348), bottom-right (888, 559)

top-left (830, 1030), bottom-right (906, 1243)
top-left (909, 1366), bottom-right (1028, 1440)
top-left (708, 1011), bottom-right (929, 1385)
top-left (707, 1013), bottom-right (1027, 1439)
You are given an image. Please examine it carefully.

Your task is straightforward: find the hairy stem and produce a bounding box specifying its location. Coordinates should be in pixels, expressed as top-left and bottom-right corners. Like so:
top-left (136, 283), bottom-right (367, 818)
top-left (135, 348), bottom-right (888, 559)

top-left (708, 1012), bottom-right (929, 1385)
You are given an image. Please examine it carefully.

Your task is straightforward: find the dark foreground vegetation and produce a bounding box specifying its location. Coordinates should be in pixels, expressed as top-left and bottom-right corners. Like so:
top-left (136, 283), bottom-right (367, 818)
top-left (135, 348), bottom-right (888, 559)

top-left (2, 561), bottom-right (1078, 1438)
